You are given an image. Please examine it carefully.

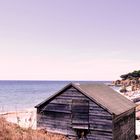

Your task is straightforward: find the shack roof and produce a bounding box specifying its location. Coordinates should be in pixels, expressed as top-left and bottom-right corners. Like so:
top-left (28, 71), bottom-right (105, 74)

top-left (35, 83), bottom-right (136, 115)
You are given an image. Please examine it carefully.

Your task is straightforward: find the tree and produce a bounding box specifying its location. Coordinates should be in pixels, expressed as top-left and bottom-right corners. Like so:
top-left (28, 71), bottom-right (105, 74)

top-left (120, 70), bottom-right (140, 80)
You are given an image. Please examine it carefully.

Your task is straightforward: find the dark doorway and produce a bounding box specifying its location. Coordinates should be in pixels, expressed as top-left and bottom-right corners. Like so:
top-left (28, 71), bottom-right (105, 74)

top-left (76, 129), bottom-right (88, 139)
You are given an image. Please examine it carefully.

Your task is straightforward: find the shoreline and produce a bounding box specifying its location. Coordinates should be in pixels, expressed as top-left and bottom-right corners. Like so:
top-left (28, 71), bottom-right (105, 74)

top-left (0, 108), bottom-right (36, 129)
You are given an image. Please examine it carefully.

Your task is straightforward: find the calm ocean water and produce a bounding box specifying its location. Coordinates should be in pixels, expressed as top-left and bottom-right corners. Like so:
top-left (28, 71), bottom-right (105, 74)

top-left (0, 80), bottom-right (110, 112)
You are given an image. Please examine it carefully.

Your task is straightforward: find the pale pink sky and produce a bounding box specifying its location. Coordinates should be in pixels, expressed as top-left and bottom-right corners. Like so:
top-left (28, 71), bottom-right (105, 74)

top-left (0, 0), bottom-right (140, 80)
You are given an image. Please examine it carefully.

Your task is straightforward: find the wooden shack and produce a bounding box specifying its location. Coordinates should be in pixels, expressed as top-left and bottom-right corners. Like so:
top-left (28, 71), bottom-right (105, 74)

top-left (35, 83), bottom-right (136, 140)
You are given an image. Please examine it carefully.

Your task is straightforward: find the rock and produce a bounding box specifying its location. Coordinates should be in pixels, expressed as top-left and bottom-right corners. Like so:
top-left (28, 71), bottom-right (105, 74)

top-left (119, 86), bottom-right (128, 93)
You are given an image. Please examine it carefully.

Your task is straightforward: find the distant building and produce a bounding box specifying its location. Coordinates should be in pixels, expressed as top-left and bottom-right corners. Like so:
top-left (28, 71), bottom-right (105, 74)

top-left (35, 83), bottom-right (136, 140)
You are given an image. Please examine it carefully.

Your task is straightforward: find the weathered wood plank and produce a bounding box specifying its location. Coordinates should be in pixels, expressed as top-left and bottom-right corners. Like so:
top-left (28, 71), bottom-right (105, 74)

top-left (62, 91), bottom-right (85, 97)
top-left (43, 103), bottom-right (71, 113)
top-left (89, 114), bottom-right (112, 120)
top-left (50, 98), bottom-right (72, 104)
top-left (113, 110), bottom-right (135, 140)
top-left (89, 126), bottom-right (112, 132)
top-left (89, 110), bottom-right (111, 116)
top-left (89, 120), bottom-right (112, 126)
top-left (40, 111), bottom-right (71, 118)
top-left (89, 105), bottom-right (106, 111)
top-left (87, 131), bottom-right (112, 140)
top-left (55, 96), bottom-right (86, 100)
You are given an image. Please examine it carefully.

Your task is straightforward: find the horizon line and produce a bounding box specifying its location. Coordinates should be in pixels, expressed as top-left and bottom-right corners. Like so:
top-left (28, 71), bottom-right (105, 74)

top-left (0, 79), bottom-right (113, 81)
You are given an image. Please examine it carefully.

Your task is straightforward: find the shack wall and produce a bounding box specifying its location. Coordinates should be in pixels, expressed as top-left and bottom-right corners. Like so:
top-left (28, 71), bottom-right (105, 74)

top-left (113, 108), bottom-right (135, 140)
top-left (87, 100), bottom-right (113, 140)
top-left (37, 86), bottom-right (113, 139)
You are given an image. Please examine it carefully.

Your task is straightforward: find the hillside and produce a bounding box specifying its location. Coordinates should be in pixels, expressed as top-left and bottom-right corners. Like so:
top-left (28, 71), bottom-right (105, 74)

top-left (0, 117), bottom-right (66, 140)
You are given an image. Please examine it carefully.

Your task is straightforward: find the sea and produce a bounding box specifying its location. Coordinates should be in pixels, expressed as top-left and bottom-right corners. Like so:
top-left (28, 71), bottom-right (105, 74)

top-left (0, 80), bottom-right (111, 112)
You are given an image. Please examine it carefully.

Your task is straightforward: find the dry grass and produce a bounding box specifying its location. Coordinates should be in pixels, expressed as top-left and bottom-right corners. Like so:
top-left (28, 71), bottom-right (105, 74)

top-left (0, 117), bottom-right (67, 140)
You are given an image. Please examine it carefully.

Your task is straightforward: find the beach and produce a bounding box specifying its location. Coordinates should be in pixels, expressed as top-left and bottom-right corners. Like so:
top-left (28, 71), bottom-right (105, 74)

top-left (0, 108), bottom-right (36, 129)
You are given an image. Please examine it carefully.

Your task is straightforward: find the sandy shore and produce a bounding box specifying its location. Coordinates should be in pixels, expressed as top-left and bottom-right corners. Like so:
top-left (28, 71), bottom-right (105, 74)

top-left (0, 108), bottom-right (36, 129)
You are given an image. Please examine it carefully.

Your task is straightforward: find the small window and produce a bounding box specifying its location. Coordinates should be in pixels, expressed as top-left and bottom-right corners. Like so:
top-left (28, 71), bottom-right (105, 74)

top-left (72, 99), bottom-right (89, 129)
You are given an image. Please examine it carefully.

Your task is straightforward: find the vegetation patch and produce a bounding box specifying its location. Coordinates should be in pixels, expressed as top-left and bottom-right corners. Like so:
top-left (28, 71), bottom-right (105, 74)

top-left (0, 117), bottom-right (66, 140)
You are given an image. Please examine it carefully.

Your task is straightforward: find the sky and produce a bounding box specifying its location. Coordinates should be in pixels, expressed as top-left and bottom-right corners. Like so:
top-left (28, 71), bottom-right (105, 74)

top-left (0, 0), bottom-right (140, 81)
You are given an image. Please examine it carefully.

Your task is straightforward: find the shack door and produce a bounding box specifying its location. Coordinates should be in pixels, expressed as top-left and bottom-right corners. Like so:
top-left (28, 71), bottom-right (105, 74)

top-left (72, 99), bottom-right (89, 129)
